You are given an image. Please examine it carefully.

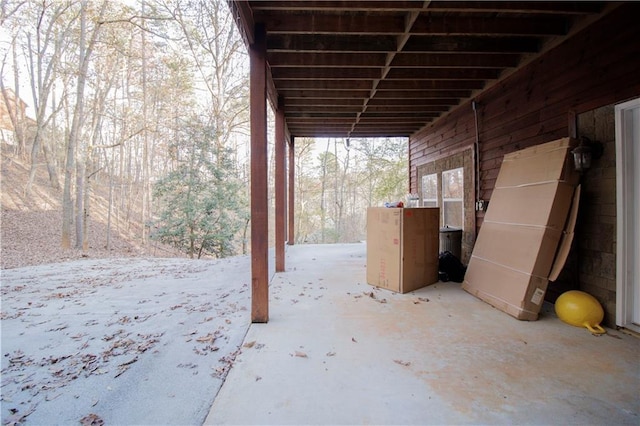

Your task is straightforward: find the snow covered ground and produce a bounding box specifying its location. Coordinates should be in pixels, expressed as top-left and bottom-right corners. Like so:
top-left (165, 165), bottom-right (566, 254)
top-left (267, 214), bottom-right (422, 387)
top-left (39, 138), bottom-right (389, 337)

top-left (1, 256), bottom-right (254, 425)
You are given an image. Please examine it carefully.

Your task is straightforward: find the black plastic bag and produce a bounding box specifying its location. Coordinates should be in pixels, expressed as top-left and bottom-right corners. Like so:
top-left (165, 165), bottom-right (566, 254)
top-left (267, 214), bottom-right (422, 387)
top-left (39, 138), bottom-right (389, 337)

top-left (438, 251), bottom-right (467, 283)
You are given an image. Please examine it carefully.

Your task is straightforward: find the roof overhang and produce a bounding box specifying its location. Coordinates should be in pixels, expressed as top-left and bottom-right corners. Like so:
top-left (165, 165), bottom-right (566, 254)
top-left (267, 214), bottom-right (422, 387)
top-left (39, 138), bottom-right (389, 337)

top-left (229, 1), bottom-right (612, 138)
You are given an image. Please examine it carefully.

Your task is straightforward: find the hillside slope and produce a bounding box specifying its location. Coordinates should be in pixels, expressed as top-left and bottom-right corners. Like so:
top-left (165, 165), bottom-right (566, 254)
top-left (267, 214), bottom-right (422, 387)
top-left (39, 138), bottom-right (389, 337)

top-left (1, 149), bottom-right (183, 269)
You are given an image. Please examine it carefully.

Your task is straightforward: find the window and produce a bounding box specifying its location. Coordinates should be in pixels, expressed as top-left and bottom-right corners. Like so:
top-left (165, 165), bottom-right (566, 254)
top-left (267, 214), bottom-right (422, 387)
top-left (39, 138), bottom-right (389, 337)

top-left (421, 173), bottom-right (438, 207)
top-left (442, 167), bottom-right (463, 229)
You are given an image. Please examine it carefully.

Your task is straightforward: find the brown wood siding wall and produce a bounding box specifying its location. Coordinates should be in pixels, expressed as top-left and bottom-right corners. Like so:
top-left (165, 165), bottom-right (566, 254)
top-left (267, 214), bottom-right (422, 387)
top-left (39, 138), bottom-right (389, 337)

top-left (410, 4), bottom-right (640, 230)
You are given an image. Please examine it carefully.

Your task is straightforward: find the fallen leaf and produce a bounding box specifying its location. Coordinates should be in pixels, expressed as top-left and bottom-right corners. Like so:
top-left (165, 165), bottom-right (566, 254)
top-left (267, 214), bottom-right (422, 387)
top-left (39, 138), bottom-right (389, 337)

top-left (118, 356), bottom-right (138, 367)
top-left (196, 334), bottom-right (216, 343)
top-left (352, 337), bottom-right (357, 343)
top-left (4, 404), bottom-right (36, 425)
top-left (243, 341), bottom-right (256, 348)
top-left (394, 359), bottom-right (411, 367)
top-left (326, 352), bottom-right (336, 357)
top-left (80, 413), bottom-right (104, 426)
top-left (294, 351), bottom-right (308, 358)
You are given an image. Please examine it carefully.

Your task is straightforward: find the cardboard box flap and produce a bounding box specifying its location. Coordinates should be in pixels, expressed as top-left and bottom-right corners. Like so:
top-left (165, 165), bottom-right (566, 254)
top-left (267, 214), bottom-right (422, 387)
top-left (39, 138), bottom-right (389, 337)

top-left (549, 185), bottom-right (581, 281)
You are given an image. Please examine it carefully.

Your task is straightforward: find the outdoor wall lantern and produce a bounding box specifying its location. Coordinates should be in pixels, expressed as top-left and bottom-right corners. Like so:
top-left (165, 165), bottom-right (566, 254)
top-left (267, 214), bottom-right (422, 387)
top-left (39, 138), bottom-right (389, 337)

top-left (572, 136), bottom-right (603, 172)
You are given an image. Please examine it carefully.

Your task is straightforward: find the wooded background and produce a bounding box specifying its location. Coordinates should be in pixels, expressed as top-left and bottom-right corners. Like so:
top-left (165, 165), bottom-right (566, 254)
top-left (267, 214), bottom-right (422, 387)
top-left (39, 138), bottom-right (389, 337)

top-left (1, 0), bottom-right (407, 259)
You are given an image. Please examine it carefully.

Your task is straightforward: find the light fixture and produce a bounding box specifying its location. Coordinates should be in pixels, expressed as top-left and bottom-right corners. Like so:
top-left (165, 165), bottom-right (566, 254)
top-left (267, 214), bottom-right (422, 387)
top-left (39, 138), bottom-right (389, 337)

top-left (571, 136), bottom-right (603, 173)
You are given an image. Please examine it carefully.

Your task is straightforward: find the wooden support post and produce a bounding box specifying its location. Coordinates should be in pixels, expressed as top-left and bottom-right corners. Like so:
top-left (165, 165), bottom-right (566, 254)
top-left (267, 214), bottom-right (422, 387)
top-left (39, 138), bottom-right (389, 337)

top-left (275, 98), bottom-right (286, 272)
top-left (288, 136), bottom-right (295, 245)
top-left (250, 23), bottom-right (268, 323)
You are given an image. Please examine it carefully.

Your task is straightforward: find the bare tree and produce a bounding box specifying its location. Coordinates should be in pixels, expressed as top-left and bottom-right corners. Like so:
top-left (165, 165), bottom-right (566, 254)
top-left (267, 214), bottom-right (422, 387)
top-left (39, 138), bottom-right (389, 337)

top-left (61, 0), bottom-right (108, 249)
top-left (21, 1), bottom-right (74, 193)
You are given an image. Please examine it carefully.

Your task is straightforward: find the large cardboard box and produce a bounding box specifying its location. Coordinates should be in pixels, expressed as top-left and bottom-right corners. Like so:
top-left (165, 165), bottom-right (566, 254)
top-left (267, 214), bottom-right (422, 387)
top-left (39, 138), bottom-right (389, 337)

top-left (366, 207), bottom-right (439, 293)
top-left (463, 138), bottom-right (580, 320)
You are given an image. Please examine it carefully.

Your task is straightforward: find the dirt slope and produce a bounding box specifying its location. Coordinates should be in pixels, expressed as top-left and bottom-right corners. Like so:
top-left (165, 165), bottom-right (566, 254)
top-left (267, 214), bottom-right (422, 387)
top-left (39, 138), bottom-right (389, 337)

top-left (1, 148), bottom-right (183, 269)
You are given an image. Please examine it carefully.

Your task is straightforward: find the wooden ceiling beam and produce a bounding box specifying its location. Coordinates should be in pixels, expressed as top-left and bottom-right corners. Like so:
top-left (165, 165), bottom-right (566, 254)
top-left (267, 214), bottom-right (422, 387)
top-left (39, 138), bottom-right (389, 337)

top-left (372, 89), bottom-right (470, 98)
top-left (426, 1), bottom-right (603, 14)
top-left (385, 67), bottom-right (500, 80)
top-left (285, 98), bottom-right (365, 107)
top-left (287, 115), bottom-right (360, 122)
top-left (286, 105), bottom-right (361, 117)
top-left (273, 79), bottom-right (373, 90)
top-left (350, 130), bottom-right (415, 136)
top-left (354, 124), bottom-right (424, 130)
top-left (250, 1), bottom-right (425, 12)
top-left (278, 89), bottom-right (371, 98)
top-left (360, 111), bottom-right (440, 118)
top-left (367, 98), bottom-right (459, 106)
top-left (289, 105), bottom-right (365, 113)
top-left (403, 35), bottom-right (540, 53)
top-left (275, 79), bottom-right (482, 92)
top-left (391, 52), bottom-right (520, 68)
top-left (376, 79), bottom-right (484, 90)
top-left (412, 15), bottom-right (568, 36)
top-left (359, 117), bottom-right (435, 124)
top-left (288, 116), bottom-right (433, 124)
top-left (267, 34), bottom-right (398, 52)
top-left (257, 12), bottom-right (406, 34)
top-left (268, 52), bottom-right (387, 68)
top-left (365, 105), bottom-right (449, 113)
top-left (272, 67), bottom-right (381, 79)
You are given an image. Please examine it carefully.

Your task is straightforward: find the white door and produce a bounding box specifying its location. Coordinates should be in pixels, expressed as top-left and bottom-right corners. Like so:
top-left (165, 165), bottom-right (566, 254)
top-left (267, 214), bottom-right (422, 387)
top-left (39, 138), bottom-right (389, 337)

top-left (615, 97), bottom-right (640, 332)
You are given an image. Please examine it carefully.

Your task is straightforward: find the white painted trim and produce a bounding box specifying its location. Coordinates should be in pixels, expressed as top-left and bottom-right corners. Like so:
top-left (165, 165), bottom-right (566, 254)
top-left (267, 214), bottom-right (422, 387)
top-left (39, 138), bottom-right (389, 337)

top-left (615, 97), bottom-right (640, 333)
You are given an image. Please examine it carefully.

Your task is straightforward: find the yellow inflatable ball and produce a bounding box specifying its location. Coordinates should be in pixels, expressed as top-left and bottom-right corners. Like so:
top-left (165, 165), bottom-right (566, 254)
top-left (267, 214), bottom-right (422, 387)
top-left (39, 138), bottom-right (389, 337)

top-left (555, 290), bottom-right (606, 334)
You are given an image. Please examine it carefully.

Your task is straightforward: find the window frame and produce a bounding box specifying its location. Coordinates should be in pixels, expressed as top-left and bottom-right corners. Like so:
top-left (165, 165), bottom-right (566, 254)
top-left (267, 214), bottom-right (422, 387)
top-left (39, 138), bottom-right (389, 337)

top-left (441, 167), bottom-right (464, 230)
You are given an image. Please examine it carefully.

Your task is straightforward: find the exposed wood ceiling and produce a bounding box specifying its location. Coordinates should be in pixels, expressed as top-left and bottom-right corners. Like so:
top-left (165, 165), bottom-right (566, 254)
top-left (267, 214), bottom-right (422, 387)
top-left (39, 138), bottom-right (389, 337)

top-left (229, 1), bottom-right (608, 139)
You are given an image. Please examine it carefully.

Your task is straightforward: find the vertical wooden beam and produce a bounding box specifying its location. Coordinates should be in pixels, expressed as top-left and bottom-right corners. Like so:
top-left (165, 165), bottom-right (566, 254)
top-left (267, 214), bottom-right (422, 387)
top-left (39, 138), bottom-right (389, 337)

top-left (275, 97), bottom-right (286, 272)
top-left (250, 23), bottom-right (268, 323)
top-left (288, 136), bottom-right (295, 245)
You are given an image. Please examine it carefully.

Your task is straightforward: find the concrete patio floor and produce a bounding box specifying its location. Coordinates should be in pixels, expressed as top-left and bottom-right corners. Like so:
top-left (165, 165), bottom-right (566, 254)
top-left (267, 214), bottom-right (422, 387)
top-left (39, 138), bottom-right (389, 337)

top-left (205, 243), bottom-right (639, 425)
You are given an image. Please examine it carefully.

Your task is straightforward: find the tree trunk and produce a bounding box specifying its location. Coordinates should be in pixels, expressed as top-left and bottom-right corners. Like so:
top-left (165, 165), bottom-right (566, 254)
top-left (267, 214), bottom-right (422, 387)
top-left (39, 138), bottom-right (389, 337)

top-left (75, 160), bottom-right (84, 249)
top-left (62, 1), bottom-right (106, 249)
top-left (320, 139), bottom-right (330, 243)
top-left (83, 162), bottom-right (91, 251)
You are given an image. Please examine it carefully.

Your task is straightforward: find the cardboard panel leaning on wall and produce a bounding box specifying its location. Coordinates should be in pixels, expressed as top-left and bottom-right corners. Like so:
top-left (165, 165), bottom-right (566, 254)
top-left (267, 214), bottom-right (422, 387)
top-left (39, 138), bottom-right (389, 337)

top-left (483, 182), bottom-right (575, 230)
top-left (463, 138), bottom-right (580, 320)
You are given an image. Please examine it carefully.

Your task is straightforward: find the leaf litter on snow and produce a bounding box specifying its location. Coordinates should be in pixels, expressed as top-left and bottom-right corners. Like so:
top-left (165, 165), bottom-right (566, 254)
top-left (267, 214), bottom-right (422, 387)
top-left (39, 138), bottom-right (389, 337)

top-left (1, 257), bottom-right (252, 425)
